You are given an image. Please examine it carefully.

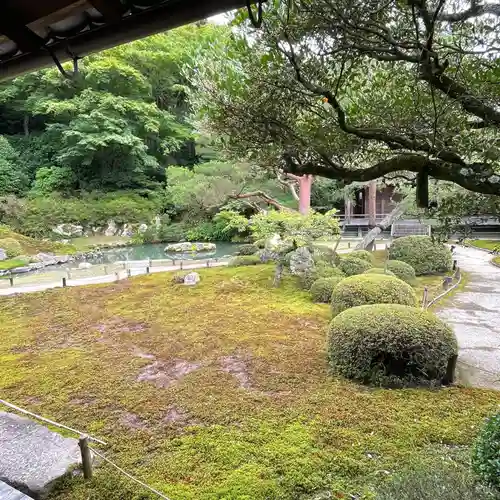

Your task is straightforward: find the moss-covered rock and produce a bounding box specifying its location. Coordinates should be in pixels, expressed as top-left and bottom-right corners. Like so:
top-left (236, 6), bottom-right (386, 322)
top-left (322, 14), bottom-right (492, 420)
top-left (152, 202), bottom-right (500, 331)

top-left (0, 237), bottom-right (23, 258)
top-left (363, 268), bottom-right (396, 277)
top-left (338, 256), bottom-right (372, 276)
top-left (236, 244), bottom-right (259, 256)
top-left (347, 250), bottom-right (373, 263)
top-left (388, 236), bottom-right (452, 275)
top-left (331, 274), bottom-right (417, 316)
top-left (327, 304), bottom-right (458, 386)
top-left (310, 276), bottom-right (344, 303)
top-left (385, 260), bottom-right (416, 284)
top-left (300, 262), bottom-right (345, 290)
top-left (229, 255), bottom-right (262, 267)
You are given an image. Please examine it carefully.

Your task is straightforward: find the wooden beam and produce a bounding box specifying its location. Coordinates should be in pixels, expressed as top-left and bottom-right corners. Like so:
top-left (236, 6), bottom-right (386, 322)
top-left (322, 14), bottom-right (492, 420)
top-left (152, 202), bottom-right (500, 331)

top-left (87, 0), bottom-right (124, 21)
top-left (0, 7), bottom-right (45, 53)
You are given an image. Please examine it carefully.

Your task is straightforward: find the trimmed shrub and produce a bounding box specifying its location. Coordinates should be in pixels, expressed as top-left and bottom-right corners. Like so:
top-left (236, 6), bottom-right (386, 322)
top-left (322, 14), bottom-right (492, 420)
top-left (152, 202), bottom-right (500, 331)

top-left (472, 412), bottom-right (500, 489)
top-left (310, 276), bottom-right (344, 303)
top-left (338, 256), bottom-right (373, 277)
top-left (327, 304), bottom-right (458, 386)
top-left (228, 255), bottom-right (262, 267)
top-left (236, 244), bottom-right (259, 256)
top-left (385, 259), bottom-right (416, 284)
top-left (347, 249), bottom-right (373, 262)
top-left (331, 274), bottom-right (417, 316)
top-left (312, 246), bottom-right (341, 266)
top-left (389, 236), bottom-right (452, 275)
top-left (363, 268), bottom-right (396, 277)
top-left (0, 237), bottom-right (22, 258)
top-left (300, 262), bottom-right (345, 290)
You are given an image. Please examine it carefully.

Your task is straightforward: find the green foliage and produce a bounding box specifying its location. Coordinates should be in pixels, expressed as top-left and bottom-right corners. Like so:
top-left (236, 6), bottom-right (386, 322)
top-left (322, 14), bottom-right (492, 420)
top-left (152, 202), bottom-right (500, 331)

top-left (157, 222), bottom-right (189, 243)
top-left (236, 244), bottom-right (259, 255)
top-left (363, 268), bottom-right (396, 277)
top-left (472, 413), bottom-right (500, 490)
top-left (312, 245), bottom-right (341, 266)
top-left (331, 274), bottom-right (417, 316)
top-left (389, 236), bottom-right (452, 275)
top-left (229, 255), bottom-right (262, 267)
top-left (185, 218), bottom-right (237, 242)
top-left (0, 258), bottom-right (28, 270)
top-left (385, 260), bottom-right (417, 284)
top-left (30, 166), bottom-right (76, 196)
top-left (0, 136), bottom-right (28, 196)
top-left (375, 463), bottom-right (498, 500)
top-left (327, 304), bottom-right (458, 386)
top-left (310, 276), bottom-right (344, 303)
top-left (338, 256), bottom-right (372, 276)
top-left (0, 237), bottom-right (22, 258)
top-left (300, 262), bottom-right (345, 290)
top-left (347, 250), bottom-right (373, 263)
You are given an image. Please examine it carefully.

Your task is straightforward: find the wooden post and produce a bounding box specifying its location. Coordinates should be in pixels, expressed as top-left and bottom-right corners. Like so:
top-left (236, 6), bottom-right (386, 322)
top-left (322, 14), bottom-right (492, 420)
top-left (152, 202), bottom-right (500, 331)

top-left (104, 265), bottom-right (108, 275)
top-left (123, 263), bottom-right (127, 270)
top-left (115, 272), bottom-right (119, 281)
top-left (172, 259), bottom-right (176, 266)
top-left (453, 259), bottom-right (457, 270)
top-left (148, 258), bottom-right (152, 268)
top-left (443, 354), bottom-right (458, 385)
top-left (146, 266), bottom-right (150, 274)
top-left (422, 286), bottom-right (428, 309)
top-left (127, 269), bottom-right (131, 278)
top-left (62, 277), bottom-right (67, 287)
top-left (206, 260), bottom-right (210, 267)
top-left (348, 242), bottom-right (351, 249)
top-left (9, 276), bottom-right (13, 287)
top-left (180, 261), bottom-right (183, 270)
top-left (78, 436), bottom-right (93, 480)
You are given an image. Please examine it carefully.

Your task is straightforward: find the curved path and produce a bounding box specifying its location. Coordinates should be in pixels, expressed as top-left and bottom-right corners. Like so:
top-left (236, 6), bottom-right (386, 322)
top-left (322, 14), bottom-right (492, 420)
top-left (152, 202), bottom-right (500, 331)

top-left (437, 246), bottom-right (500, 390)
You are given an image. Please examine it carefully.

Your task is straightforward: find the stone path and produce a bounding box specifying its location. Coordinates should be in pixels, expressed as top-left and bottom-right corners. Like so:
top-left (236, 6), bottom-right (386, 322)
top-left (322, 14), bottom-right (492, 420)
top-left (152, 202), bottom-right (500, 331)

top-left (0, 411), bottom-right (81, 499)
top-left (437, 245), bottom-right (500, 390)
top-left (0, 480), bottom-right (31, 499)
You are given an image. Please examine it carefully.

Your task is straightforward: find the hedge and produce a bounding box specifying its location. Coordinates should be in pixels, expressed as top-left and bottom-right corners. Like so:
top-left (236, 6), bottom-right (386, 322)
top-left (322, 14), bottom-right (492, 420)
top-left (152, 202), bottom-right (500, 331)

top-left (301, 262), bottom-right (345, 290)
top-left (310, 276), bottom-right (344, 303)
top-left (385, 260), bottom-right (416, 284)
top-left (0, 237), bottom-right (23, 258)
top-left (472, 412), bottom-right (500, 489)
top-left (228, 255), bottom-right (262, 267)
top-left (388, 236), bottom-right (452, 275)
top-left (347, 250), bottom-right (373, 262)
top-left (338, 256), bottom-right (372, 276)
top-left (363, 268), bottom-right (396, 277)
top-left (331, 273), bottom-right (417, 316)
top-left (327, 304), bottom-right (458, 386)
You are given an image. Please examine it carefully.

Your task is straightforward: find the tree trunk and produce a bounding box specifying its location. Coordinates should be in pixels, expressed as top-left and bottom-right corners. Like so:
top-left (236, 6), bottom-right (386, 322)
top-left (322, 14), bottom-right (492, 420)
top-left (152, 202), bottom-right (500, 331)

top-left (368, 180), bottom-right (377, 227)
top-left (355, 196), bottom-right (413, 250)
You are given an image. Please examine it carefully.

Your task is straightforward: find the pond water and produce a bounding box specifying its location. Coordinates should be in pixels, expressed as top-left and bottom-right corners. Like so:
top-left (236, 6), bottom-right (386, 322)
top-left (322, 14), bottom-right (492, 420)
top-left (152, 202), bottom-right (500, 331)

top-left (87, 241), bottom-right (239, 264)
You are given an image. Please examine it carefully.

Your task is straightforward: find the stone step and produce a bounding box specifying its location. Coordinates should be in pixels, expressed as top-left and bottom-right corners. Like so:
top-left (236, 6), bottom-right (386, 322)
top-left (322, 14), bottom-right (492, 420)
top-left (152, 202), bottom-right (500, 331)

top-left (0, 479), bottom-right (32, 499)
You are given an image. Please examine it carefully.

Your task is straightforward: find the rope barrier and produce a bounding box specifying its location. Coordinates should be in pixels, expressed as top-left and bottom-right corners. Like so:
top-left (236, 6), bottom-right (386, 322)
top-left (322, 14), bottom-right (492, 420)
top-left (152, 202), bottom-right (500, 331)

top-left (0, 399), bottom-right (106, 445)
top-left (89, 447), bottom-right (172, 500)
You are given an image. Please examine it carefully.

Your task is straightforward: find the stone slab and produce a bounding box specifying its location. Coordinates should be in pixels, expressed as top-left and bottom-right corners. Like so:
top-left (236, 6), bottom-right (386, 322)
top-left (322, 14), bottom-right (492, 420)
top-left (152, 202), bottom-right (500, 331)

top-left (0, 412), bottom-right (81, 499)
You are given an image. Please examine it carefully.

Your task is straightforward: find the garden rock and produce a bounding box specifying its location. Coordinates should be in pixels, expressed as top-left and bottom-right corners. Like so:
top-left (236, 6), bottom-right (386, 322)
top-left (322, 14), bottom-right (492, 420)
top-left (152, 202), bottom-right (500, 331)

top-left (78, 262), bottom-right (92, 269)
top-left (183, 272), bottom-right (200, 286)
top-left (10, 267), bottom-right (30, 274)
top-left (52, 224), bottom-right (83, 237)
top-left (0, 411), bottom-right (82, 499)
top-left (138, 223), bottom-right (148, 234)
top-left (289, 247), bottom-right (314, 276)
top-left (0, 249), bottom-right (6, 261)
top-left (121, 223), bottom-right (134, 237)
top-left (104, 220), bottom-right (118, 237)
top-left (165, 242), bottom-right (216, 253)
top-left (35, 253), bottom-right (57, 266)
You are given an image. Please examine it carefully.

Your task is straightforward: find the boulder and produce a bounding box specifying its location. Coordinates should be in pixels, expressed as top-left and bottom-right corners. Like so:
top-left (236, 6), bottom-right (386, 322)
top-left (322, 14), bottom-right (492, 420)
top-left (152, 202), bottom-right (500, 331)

top-left (52, 224), bottom-right (83, 238)
top-left (91, 226), bottom-right (102, 235)
top-left (28, 262), bottom-right (44, 270)
top-left (165, 242), bottom-right (216, 253)
top-left (289, 247), bottom-right (315, 276)
top-left (138, 223), bottom-right (148, 234)
top-left (121, 223), bottom-right (134, 237)
top-left (78, 262), bottom-right (92, 269)
top-left (0, 249), bottom-right (6, 261)
top-left (183, 272), bottom-right (201, 286)
top-left (35, 253), bottom-right (57, 266)
top-left (11, 266), bottom-right (30, 274)
top-left (104, 220), bottom-right (118, 237)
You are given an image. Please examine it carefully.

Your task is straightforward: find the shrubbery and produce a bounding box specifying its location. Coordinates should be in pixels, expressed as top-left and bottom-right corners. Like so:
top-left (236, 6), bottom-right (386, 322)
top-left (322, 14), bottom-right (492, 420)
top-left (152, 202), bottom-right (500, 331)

top-left (327, 304), bottom-right (458, 386)
top-left (301, 262), bottom-right (345, 290)
top-left (472, 412), bottom-right (500, 490)
top-left (229, 255), bottom-right (262, 267)
top-left (338, 256), bottom-right (372, 276)
top-left (389, 236), bottom-right (452, 275)
top-left (385, 259), bottom-right (416, 284)
top-left (363, 268), bottom-right (396, 277)
top-left (0, 237), bottom-right (22, 257)
top-left (331, 274), bottom-right (417, 316)
top-left (236, 244), bottom-right (259, 256)
top-left (347, 249), bottom-right (373, 262)
top-left (310, 276), bottom-right (344, 303)
top-left (312, 246), bottom-right (340, 266)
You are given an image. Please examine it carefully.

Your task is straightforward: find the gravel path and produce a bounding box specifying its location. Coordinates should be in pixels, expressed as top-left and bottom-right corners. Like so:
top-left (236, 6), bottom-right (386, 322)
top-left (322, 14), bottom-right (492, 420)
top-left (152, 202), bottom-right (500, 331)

top-left (437, 245), bottom-right (500, 390)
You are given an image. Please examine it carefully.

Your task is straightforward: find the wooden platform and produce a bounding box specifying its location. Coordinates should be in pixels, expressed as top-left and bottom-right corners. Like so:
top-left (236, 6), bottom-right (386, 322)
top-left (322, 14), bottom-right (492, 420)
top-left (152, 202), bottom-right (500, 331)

top-left (0, 480), bottom-right (31, 499)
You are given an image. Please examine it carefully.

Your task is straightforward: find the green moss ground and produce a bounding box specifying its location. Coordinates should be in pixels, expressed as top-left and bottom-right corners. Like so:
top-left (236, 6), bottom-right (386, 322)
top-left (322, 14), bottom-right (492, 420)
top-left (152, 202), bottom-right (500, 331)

top-left (466, 239), bottom-right (500, 251)
top-left (0, 226), bottom-right (76, 255)
top-left (0, 265), bottom-right (496, 499)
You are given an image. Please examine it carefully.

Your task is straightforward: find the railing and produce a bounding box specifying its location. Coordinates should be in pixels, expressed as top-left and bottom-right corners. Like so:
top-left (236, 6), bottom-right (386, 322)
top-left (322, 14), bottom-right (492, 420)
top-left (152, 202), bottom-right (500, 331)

top-left (421, 262), bottom-right (462, 309)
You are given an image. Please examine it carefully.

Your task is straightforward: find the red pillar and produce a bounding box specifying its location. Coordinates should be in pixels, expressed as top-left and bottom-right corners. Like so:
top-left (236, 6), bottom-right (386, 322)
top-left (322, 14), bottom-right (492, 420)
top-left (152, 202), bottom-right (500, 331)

top-left (298, 175), bottom-right (313, 215)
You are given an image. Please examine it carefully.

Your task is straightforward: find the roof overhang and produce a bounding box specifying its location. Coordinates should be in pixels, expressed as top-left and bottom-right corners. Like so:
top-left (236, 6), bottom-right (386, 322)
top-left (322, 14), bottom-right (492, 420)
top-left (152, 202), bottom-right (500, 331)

top-left (0, 0), bottom-right (249, 81)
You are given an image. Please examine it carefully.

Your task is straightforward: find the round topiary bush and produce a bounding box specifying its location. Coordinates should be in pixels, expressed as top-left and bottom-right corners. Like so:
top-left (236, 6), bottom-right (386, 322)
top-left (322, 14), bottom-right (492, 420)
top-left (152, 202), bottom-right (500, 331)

top-left (236, 244), bottom-right (259, 256)
top-left (312, 246), bottom-right (341, 266)
top-left (331, 273), bottom-right (417, 316)
top-left (338, 256), bottom-right (372, 276)
top-left (300, 262), bottom-right (345, 290)
top-left (385, 259), bottom-right (416, 284)
top-left (228, 255), bottom-right (262, 267)
top-left (347, 250), bottom-right (373, 263)
top-left (472, 412), bottom-right (500, 490)
top-left (0, 238), bottom-right (22, 258)
top-left (388, 235), bottom-right (452, 275)
top-left (363, 268), bottom-right (396, 277)
top-left (310, 276), bottom-right (344, 303)
top-left (327, 304), bottom-right (458, 386)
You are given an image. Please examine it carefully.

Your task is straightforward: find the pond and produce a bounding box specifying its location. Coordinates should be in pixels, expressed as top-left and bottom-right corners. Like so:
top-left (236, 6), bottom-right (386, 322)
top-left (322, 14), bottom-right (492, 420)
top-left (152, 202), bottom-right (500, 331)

top-left (87, 241), bottom-right (239, 264)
